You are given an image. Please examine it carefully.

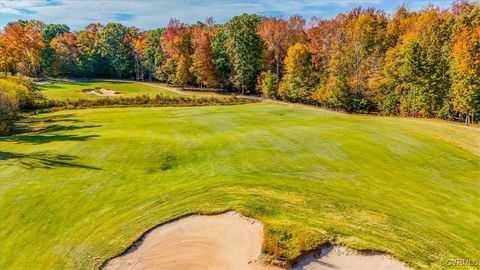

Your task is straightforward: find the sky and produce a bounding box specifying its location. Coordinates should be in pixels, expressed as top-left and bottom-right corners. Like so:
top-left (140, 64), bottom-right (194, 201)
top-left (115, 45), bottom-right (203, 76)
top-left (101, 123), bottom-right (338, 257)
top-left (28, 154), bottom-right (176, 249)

top-left (0, 0), bottom-right (455, 30)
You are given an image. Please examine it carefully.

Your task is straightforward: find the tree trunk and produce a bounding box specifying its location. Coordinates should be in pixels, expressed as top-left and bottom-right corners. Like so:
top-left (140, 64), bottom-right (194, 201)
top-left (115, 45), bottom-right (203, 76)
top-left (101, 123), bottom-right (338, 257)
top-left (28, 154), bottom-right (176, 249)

top-left (135, 56), bottom-right (140, 80)
top-left (276, 59), bottom-right (280, 80)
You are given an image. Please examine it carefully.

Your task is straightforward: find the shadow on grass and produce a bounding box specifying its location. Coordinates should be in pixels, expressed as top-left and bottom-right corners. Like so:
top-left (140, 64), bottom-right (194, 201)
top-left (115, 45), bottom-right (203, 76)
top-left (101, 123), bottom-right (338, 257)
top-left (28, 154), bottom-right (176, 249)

top-left (4, 114), bottom-right (102, 144)
top-left (19, 113), bottom-right (82, 125)
top-left (104, 81), bottom-right (132, 85)
top-left (39, 84), bottom-right (63, 89)
top-left (1, 113), bottom-right (102, 169)
top-left (36, 124), bottom-right (102, 133)
top-left (0, 151), bottom-right (101, 170)
top-left (1, 134), bottom-right (100, 144)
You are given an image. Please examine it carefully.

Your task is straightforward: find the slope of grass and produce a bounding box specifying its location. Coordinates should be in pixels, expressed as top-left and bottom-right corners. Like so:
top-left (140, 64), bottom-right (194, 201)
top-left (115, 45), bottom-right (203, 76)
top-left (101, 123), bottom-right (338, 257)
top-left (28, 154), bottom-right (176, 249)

top-left (38, 80), bottom-right (180, 100)
top-left (0, 103), bottom-right (479, 269)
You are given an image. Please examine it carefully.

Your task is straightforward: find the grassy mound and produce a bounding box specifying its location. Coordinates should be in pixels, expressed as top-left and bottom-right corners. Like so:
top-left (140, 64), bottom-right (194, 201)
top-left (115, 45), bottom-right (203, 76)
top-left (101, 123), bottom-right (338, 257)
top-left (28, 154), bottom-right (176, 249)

top-left (0, 103), bottom-right (478, 269)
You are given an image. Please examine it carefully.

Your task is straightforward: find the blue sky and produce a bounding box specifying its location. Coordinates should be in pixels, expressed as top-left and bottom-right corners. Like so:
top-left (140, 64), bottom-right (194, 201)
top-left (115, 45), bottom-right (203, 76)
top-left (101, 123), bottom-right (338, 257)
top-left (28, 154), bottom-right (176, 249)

top-left (0, 0), bottom-right (454, 30)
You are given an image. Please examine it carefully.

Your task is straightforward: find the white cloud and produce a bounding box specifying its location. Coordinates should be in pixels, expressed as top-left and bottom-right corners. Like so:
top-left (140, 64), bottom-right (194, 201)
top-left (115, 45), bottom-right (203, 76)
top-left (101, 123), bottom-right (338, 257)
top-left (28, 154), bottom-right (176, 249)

top-left (0, 0), bottom-right (452, 30)
top-left (2, 0), bottom-right (53, 9)
top-left (0, 7), bottom-right (22, 15)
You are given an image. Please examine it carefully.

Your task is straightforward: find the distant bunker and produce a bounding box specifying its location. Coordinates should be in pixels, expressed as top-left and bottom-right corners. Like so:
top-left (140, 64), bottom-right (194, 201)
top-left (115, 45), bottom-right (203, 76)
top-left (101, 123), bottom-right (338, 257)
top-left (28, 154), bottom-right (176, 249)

top-left (82, 87), bottom-right (122, 97)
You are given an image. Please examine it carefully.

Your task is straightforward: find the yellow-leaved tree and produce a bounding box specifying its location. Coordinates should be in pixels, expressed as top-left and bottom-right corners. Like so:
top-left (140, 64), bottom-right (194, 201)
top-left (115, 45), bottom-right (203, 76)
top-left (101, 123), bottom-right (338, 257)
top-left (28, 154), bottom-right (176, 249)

top-left (278, 43), bottom-right (314, 102)
top-left (450, 24), bottom-right (480, 125)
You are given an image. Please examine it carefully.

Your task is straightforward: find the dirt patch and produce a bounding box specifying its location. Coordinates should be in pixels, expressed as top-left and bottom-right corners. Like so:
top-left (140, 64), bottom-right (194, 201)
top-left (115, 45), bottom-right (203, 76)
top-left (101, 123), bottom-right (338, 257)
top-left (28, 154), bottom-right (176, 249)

top-left (102, 211), bottom-right (272, 270)
top-left (82, 88), bottom-right (121, 97)
top-left (292, 245), bottom-right (410, 270)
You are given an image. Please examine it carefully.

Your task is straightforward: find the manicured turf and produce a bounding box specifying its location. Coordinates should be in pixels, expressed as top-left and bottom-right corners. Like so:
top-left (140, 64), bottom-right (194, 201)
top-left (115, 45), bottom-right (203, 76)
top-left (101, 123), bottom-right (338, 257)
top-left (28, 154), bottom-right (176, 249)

top-left (0, 103), bottom-right (478, 269)
top-left (38, 80), bottom-right (180, 100)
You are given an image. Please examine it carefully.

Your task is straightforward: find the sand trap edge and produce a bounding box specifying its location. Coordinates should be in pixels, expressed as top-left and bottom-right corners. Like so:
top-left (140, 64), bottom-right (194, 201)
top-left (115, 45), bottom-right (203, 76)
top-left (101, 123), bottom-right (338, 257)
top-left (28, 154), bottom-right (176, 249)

top-left (289, 242), bottom-right (412, 270)
top-left (98, 211), bottom-right (411, 270)
top-left (98, 209), bottom-right (251, 269)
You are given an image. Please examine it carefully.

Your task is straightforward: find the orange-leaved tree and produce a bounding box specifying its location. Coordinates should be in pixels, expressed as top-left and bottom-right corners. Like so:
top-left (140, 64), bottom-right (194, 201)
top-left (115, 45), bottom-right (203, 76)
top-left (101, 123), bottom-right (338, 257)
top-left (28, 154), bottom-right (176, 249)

top-left (190, 20), bottom-right (217, 87)
top-left (0, 21), bottom-right (44, 76)
top-left (50, 32), bottom-right (78, 76)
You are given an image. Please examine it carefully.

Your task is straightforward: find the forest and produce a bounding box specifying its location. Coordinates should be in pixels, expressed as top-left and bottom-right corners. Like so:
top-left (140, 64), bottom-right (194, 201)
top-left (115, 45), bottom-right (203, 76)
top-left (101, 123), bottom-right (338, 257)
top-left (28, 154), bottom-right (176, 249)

top-left (0, 0), bottom-right (479, 122)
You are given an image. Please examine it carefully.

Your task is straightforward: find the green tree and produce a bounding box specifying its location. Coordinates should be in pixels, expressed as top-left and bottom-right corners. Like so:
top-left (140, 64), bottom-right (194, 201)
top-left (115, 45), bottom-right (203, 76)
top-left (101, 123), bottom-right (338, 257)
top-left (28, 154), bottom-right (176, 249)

top-left (76, 23), bottom-right (104, 77)
top-left (211, 26), bottom-right (232, 88)
top-left (225, 14), bottom-right (263, 93)
top-left (42, 23), bottom-right (70, 75)
top-left (261, 70), bottom-right (278, 98)
top-left (142, 29), bottom-right (163, 81)
top-left (331, 70), bottom-right (354, 112)
top-left (96, 23), bottom-right (133, 78)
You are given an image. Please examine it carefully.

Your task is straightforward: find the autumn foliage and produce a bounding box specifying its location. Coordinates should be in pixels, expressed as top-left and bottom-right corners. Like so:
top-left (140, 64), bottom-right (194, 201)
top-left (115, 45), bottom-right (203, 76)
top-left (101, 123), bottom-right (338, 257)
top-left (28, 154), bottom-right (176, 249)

top-left (0, 21), bottom-right (44, 76)
top-left (0, 1), bottom-right (479, 122)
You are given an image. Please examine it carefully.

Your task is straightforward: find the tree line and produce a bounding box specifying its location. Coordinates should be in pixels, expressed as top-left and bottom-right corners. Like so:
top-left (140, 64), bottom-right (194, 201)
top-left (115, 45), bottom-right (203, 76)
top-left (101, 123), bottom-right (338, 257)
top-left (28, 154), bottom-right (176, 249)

top-left (0, 1), bottom-right (478, 123)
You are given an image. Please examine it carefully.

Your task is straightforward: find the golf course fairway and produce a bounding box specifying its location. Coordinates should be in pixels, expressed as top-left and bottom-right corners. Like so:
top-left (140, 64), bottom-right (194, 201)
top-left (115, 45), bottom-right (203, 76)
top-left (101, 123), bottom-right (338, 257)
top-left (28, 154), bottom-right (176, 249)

top-left (0, 103), bottom-right (478, 269)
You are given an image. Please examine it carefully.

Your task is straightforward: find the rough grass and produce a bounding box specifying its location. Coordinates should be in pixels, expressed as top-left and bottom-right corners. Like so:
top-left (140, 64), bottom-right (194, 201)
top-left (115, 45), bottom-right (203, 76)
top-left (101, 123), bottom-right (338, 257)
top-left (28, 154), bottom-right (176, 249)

top-left (38, 80), bottom-right (180, 100)
top-left (0, 103), bottom-right (479, 269)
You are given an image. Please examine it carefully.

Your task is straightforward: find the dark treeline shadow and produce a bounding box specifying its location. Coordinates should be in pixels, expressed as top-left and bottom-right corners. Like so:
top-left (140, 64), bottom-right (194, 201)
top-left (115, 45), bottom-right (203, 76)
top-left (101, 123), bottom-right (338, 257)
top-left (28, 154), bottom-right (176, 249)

top-left (38, 84), bottom-right (62, 89)
top-left (14, 114), bottom-right (83, 129)
top-left (103, 80), bottom-right (132, 84)
top-left (0, 151), bottom-right (101, 170)
top-left (35, 124), bottom-right (102, 134)
top-left (0, 113), bottom-right (102, 169)
top-left (1, 133), bottom-right (100, 144)
top-left (3, 113), bottom-right (102, 144)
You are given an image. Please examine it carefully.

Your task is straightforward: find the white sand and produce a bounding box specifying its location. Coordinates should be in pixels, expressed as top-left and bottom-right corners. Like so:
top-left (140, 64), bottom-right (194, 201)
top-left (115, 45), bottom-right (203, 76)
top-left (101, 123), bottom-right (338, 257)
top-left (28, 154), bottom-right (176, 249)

top-left (292, 245), bottom-right (410, 270)
top-left (103, 211), bottom-right (270, 270)
top-left (103, 212), bottom-right (410, 270)
top-left (84, 88), bottom-right (121, 97)
top-left (33, 81), bottom-right (51, 85)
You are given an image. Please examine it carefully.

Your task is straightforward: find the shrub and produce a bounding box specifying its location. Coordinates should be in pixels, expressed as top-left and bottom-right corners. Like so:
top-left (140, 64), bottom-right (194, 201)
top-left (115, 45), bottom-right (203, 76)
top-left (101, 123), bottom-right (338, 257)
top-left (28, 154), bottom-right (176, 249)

top-left (383, 91), bottom-right (400, 115)
top-left (0, 74), bottom-right (42, 134)
top-left (261, 70), bottom-right (278, 98)
top-left (33, 94), bottom-right (258, 112)
top-left (351, 94), bottom-right (371, 114)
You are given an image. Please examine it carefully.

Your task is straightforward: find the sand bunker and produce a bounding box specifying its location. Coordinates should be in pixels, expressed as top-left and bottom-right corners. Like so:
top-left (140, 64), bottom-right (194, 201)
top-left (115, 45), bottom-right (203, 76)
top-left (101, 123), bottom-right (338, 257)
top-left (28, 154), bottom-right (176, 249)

top-left (102, 212), bottom-right (410, 270)
top-left (33, 81), bottom-right (51, 85)
top-left (103, 211), bottom-right (268, 270)
top-left (292, 245), bottom-right (410, 270)
top-left (83, 88), bottom-right (121, 97)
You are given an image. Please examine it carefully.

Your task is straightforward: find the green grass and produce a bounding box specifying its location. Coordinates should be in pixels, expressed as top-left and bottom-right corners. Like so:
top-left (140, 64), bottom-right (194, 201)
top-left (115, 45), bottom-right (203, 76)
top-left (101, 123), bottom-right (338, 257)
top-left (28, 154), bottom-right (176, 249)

top-left (0, 103), bottom-right (479, 269)
top-left (38, 80), bottom-right (181, 100)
